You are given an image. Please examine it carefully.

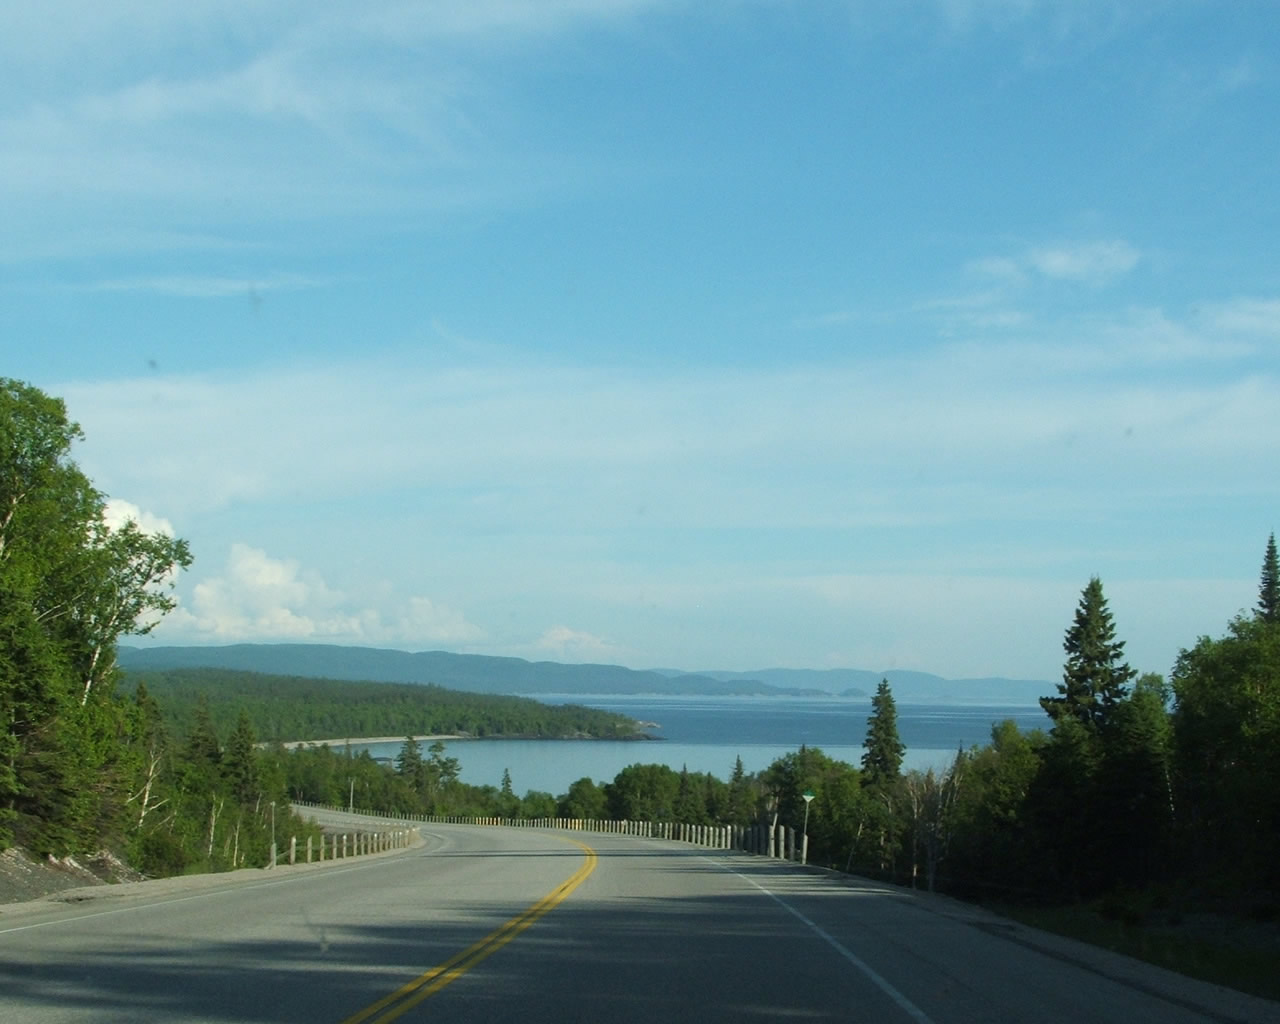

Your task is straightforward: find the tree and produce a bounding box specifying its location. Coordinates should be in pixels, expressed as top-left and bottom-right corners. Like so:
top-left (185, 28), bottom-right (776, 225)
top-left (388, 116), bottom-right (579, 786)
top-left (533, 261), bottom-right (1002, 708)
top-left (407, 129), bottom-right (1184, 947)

top-left (903, 757), bottom-right (963, 892)
top-left (1172, 614), bottom-right (1280, 885)
top-left (0, 379), bottom-right (189, 853)
top-left (861, 679), bottom-right (905, 788)
top-left (395, 736), bottom-right (425, 793)
top-left (726, 755), bottom-right (755, 825)
top-left (558, 777), bottom-right (607, 821)
top-left (1258, 532), bottom-right (1279, 624)
top-left (1094, 673), bottom-right (1174, 886)
top-left (673, 765), bottom-right (705, 824)
top-left (605, 763), bottom-right (679, 822)
top-left (223, 711), bottom-right (259, 806)
top-left (1040, 577), bottom-right (1135, 733)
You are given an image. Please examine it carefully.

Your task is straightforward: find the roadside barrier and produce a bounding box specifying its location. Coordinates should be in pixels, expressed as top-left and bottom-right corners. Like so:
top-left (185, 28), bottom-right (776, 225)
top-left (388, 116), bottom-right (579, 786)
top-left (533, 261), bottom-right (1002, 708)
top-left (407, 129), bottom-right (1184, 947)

top-left (291, 801), bottom-right (806, 863)
top-left (268, 823), bottom-right (415, 868)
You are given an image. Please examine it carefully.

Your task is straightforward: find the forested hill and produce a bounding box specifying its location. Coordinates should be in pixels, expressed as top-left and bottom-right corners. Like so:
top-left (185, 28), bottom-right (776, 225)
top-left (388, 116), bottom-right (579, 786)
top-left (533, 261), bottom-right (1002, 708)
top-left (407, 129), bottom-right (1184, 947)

top-left (125, 668), bottom-right (652, 743)
top-left (117, 644), bottom-right (1051, 700)
top-left (118, 644), bottom-right (811, 696)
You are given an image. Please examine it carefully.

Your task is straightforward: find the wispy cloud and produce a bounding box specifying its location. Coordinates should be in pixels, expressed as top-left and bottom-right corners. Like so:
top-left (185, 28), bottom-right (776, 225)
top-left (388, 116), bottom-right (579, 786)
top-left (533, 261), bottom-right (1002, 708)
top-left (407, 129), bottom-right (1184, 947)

top-left (167, 542), bottom-right (484, 646)
top-left (966, 239), bottom-right (1141, 286)
top-left (1199, 298), bottom-right (1280, 337)
top-left (84, 272), bottom-right (329, 298)
top-left (62, 299), bottom-right (1278, 537)
top-left (1027, 240), bottom-right (1141, 282)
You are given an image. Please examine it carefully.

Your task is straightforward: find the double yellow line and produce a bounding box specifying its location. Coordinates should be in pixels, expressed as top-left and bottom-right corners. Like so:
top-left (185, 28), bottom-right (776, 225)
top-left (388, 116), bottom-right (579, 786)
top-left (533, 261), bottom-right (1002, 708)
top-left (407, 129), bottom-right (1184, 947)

top-left (342, 839), bottom-right (597, 1023)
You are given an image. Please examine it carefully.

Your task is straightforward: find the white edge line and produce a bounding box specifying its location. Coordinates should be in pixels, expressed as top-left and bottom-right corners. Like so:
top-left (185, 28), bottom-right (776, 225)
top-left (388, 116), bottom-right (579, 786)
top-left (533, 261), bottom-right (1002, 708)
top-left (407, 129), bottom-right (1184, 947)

top-left (717, 860), bottom-right (937, 1024)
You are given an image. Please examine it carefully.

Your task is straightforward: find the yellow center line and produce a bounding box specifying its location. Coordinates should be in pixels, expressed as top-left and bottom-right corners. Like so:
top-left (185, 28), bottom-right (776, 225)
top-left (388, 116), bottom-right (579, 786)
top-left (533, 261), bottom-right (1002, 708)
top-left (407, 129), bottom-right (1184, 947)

top-left (341, 839), bottom-right (598, 1024)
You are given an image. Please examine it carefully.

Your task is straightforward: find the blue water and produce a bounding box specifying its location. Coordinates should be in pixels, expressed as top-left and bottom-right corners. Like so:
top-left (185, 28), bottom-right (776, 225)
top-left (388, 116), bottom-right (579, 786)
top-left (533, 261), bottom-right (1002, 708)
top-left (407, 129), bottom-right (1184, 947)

top-left (346, 695), bottom-right (1049, 798)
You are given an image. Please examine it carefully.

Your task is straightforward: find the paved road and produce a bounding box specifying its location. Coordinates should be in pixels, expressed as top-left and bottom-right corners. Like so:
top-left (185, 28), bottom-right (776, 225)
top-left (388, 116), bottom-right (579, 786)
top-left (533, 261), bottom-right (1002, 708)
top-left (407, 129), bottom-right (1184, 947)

top-left (0, 819), bottom-right (1275, 1023)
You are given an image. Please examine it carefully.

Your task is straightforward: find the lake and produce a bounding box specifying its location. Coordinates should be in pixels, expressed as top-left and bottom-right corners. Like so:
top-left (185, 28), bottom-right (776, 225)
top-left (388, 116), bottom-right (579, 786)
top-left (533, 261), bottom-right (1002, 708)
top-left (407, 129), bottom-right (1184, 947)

top-left (348, 695), bottom-right (1049, 798)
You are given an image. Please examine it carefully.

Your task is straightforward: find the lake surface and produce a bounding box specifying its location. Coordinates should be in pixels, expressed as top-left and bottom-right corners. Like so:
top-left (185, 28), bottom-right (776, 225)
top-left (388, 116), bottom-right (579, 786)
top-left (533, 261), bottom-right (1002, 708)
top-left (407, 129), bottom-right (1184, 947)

top-left (348, 695), bottom-right (1050, 798)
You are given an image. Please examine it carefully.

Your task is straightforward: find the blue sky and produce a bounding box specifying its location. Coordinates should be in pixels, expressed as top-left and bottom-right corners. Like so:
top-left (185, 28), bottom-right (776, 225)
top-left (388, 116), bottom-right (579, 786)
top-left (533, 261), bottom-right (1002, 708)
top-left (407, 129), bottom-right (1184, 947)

top-left (3, 0), bottom-right (1277, 681)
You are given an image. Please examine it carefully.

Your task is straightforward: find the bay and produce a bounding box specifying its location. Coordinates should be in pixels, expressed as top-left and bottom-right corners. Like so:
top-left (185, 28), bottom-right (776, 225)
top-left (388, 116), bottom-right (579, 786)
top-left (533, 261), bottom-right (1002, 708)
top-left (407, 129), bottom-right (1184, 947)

top-left (346, 695), bottom-right (1049, 798)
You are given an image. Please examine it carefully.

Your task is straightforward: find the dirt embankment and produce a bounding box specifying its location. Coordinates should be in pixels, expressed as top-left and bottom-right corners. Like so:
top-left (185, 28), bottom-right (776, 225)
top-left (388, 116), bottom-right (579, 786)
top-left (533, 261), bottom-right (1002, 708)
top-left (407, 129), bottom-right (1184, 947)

top-left (0, 846), bottom-right (144, 906)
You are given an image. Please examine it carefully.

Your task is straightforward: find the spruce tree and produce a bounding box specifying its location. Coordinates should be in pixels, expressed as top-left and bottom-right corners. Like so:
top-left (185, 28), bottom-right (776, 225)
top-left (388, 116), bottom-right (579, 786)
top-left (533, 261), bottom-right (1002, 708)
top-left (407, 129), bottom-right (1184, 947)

top-left (1041, 577), bottom-right (1135, 733)
top-left (1258, 532), bottom-right (1279, 624)
top-left (223, 710), bottom-right (259, 805)
top-left (395, 735), bottom-right (425, 791)
top-left (862, 679), bottom-right (905, 788)
top-left (727, 755), bottom-right (753, 824)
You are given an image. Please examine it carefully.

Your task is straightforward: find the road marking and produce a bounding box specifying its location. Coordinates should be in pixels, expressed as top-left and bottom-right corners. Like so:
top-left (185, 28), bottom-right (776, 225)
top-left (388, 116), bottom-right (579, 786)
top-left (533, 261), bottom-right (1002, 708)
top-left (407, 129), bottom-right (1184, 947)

top-left (341, 838), bottom-right (597, 1024)
top-left (722, 863), bottom-right (937, 1024)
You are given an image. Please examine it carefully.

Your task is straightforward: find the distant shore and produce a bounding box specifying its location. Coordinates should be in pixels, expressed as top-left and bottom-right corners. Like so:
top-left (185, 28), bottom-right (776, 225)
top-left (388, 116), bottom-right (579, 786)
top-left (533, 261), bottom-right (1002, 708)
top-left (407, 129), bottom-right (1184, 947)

top-left (274, 734), bottom-right (464, 751)
top-left (272, 729), bottom-right (656, 750)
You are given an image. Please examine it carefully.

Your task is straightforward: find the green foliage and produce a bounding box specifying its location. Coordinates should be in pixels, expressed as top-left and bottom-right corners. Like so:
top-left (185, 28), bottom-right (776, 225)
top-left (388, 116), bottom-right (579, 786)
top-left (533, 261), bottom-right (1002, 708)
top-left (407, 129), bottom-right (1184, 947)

top-left (947, 721), bottom-right (1045, 895)
top-left (1041, 577), bottom-right (1135, 733)
top-left (1095, 675), bottom-right (1174, 887)
top-left (1258, 532), bottom-right (1279, 624)
top-left (605, 763), bottom-right (680, 822)
top-left (861, 679), bottom-right (904, 788)
top-left (1172, 612), bottom-right (1280, 886)
top-left (125, 667), bottom-right (645, 744)
top-left (0, 379), bottom-right (189, 855)
top-left (558, 777), bottom-right (607, 820)
top-left (726, 755), bottom-right (754, 825)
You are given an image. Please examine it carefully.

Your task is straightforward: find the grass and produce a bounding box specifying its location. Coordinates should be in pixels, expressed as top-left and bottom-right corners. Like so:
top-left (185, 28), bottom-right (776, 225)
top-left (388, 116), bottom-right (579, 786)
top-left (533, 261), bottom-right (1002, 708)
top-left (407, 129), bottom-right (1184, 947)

top-left (991, 899), bottom-right (1280, 1003)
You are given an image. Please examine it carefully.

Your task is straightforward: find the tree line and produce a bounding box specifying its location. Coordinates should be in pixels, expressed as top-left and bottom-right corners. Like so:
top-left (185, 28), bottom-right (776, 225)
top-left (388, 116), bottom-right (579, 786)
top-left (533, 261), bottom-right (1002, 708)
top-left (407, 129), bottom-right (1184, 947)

top-left (128, 668), bottom-right (647, 743)
top-left (288, 538), bottom-right (1279, 919)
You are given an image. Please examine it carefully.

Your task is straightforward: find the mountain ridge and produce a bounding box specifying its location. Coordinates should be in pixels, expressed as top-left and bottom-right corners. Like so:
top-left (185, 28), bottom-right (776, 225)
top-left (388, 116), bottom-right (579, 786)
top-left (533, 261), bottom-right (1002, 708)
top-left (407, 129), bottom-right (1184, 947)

top-left (118, 644), bottom-right (1051, 703)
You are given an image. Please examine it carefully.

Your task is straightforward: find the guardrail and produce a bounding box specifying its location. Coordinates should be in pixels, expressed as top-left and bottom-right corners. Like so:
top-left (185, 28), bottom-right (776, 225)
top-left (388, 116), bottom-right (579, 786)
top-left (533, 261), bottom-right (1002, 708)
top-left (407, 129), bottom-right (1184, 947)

top-left (292, 801), bottom-right (809, 862)
top-left (270, 823), bottom-right (415, 868)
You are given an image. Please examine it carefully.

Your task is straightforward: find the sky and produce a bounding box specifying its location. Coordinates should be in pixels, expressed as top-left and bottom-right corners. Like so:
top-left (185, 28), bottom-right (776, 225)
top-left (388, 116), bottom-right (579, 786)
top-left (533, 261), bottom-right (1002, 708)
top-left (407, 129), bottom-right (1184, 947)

top-left (3, 0), bottom-right (1278, 682)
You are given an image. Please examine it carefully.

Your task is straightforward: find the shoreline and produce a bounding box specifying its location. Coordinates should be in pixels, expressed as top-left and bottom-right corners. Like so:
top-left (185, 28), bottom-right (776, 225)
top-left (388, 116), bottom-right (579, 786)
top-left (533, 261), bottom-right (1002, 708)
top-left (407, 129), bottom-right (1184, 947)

top-left (273, 734), bottom-right (465, 750)
top-left (271, 730), bottom-right (657, 751)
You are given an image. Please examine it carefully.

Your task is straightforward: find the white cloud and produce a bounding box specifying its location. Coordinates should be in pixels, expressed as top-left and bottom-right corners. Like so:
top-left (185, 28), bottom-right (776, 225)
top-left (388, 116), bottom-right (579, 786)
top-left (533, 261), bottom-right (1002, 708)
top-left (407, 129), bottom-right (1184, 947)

top-left (164, 542), bottom-right (482, 646)
top-left (1027, 240), bottom-right (1140, 283)
top-left (102, 497), bottom-right (176, 536)
top-left (535, 625), bottom-right (626, 663)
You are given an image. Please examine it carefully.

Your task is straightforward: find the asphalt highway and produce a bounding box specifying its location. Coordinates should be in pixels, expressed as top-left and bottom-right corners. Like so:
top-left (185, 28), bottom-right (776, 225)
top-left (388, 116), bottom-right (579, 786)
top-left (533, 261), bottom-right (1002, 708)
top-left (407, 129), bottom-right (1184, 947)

top-left (0, 818), bottom-right (1275, 1023)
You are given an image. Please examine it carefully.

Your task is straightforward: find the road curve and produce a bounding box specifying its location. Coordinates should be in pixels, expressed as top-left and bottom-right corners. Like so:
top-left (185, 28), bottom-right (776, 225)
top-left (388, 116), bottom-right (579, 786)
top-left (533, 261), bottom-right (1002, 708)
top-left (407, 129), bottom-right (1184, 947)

top-left (0, 819), bottom-right (1275, 1023)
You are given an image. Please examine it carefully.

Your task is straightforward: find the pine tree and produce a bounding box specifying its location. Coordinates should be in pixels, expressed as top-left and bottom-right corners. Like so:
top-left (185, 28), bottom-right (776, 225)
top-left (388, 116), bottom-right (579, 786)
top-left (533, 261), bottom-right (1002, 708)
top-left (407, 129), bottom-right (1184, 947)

top-left (395, 736), bottom-right (425, 789)
top-left (862, 679), bottom-right (905, 788)
top-left (223, 710), bottom-right (259, 805)
top-left (1258, 532), bottom-right (1279, 624)
top-left (727, 755), bottom-right (753, 825)
top-left (1041, 577), bottom-right (1135, 733)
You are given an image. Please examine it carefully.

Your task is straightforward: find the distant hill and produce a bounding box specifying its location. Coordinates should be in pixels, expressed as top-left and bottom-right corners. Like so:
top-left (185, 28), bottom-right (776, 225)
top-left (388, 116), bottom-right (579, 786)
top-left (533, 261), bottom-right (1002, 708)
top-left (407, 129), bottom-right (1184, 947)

top-left (116, 644), bottom-right (814, 697)
top-left (682, 667), bottom-right (1050, 705)
top-left (118, 644), bottom-right (1051, 703)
